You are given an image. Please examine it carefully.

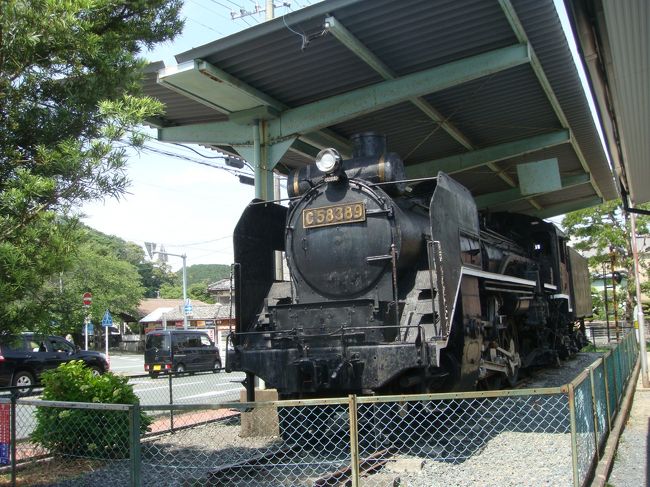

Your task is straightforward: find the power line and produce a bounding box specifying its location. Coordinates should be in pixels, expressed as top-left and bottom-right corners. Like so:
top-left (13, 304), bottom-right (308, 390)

top-left (185, 16), bottom-right (225, 35)
top-left (187, 0), bottom-right (231, 25)
top-left (140, 143), bottom-right (253, 178)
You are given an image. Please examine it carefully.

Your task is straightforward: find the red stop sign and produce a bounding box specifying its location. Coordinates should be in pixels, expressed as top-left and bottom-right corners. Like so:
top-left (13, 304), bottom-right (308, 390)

top-left (83, 292), bottom-right (92, 306)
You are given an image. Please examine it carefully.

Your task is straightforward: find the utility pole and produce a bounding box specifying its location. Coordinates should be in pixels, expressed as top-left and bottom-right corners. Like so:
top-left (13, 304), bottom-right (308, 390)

top-left (230, 1), bottom-right (290, 21)
top-left (266, 0), bottom-right (274, 21)
top-left (630, 211), bottom-right (649, 387)
top-left (145, 243), bottom-right (189, 329)
top-left (610, 247), bottom-right (620, 342)
top-left (603, 262), bottom-right (611, 343)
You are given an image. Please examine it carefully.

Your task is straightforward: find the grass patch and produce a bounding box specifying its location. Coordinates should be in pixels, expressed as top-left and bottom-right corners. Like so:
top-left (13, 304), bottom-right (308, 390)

top-left (582, 344), bottom-right (610, 353)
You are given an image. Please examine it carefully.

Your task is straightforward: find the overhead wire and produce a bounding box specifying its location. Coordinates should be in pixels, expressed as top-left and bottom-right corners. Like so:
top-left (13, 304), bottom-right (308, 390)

top-left (185, 17), bottom-right (225, 35)
top-left (187, 0), bottom-right (232, 25)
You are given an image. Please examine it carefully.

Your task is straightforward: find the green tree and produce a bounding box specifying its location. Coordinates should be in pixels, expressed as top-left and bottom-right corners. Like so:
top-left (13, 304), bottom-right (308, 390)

top-left (39, 229), bottom-right (145, 337)
top-left (0, 0), bottom-right (183, 333)
top-left (562, 200), bottom-right (650, 321)
top-left (158, 282), bottom-right (215, 304)
top-left (179, 264), bottom-right (231, 286)
top-left (139, 260), bottom-right (177, 298)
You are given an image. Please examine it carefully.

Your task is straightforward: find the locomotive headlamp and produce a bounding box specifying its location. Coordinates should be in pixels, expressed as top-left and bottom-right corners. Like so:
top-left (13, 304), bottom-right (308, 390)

top-left (315, 148), bottom-right (342, 174)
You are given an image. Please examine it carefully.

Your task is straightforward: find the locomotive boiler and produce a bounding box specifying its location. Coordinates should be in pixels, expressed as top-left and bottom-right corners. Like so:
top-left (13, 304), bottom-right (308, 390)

top-left (228, 133), bottom-right (591, 399)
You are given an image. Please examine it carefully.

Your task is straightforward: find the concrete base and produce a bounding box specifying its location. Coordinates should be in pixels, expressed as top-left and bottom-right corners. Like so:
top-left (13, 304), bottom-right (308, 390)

top-left (386, 458), bottom-right (425, 473)
top-left (239, 389), bottom-right (280, 438)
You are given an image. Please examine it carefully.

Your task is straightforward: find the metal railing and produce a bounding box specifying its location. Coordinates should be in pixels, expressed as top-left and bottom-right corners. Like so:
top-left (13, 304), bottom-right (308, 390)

top-left (0, 331), bottom-right (638, 486)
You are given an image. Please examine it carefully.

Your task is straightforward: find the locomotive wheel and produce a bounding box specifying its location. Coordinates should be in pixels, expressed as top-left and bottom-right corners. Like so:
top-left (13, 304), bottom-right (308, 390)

top-left (503, 330), bottom-right (520, 388)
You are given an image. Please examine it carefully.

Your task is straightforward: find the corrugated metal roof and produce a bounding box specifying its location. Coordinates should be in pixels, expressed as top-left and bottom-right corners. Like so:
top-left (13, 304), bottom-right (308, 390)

top-left (143, 0), bottom-right (619, 217)
top-left (597, 0), bottom-right (649, 204)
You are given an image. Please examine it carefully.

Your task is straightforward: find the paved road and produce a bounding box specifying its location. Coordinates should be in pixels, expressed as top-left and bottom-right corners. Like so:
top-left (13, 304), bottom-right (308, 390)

top-left (106, 353), bottom-right (245, 404)
top-left (107, 352), bottom-right (146, 376)
top-left (128, 371), bottom-right (245, 406)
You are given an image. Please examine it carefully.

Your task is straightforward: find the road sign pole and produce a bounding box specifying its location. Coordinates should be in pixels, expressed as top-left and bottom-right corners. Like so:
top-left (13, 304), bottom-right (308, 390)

top-left (182, 254), bottom-right (188, 329)
top-left (101, 310), bottom-right (113, 363)
top-left (82, 292), bottom-right (92, 351)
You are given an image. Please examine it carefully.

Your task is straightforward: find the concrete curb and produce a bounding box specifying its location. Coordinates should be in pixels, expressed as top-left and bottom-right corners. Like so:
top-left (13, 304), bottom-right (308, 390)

top-left (590, 358), bottom-right (641, 487)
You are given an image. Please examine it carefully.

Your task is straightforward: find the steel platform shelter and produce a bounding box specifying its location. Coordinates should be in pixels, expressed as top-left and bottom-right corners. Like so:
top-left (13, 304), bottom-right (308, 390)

top-left (142, 0), bottom-right (620, 216)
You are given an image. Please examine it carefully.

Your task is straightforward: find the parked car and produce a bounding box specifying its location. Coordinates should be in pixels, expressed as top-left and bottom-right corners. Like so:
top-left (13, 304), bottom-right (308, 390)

top-left (0, 333), bottom-right (110, 388)
top-left (144, 329), bottom-right (221, 378)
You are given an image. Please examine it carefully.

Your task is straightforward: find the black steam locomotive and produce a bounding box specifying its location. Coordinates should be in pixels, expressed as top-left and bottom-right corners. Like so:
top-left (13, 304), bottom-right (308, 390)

top-left (228, 133), bottom-right (591, 399)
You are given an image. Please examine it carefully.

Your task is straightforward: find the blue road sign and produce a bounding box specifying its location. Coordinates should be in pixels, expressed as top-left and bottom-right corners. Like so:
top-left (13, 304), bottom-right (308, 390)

top-left (101, 310), bottom-right (113, 327)
top-left (184, 298), bottom-right (192, 314)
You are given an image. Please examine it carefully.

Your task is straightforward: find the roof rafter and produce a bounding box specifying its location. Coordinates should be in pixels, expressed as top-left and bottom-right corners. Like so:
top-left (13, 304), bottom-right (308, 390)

top-left (530, 196), bottom-right (603, 219)
top-left (268, 43), bottom-right (531, 139)
top-left (475, 173), bottom-right (591, 209)
top-left (405, 130), bottom-right (571, 179)
top-left (324, 15), bottom-right (474, 151)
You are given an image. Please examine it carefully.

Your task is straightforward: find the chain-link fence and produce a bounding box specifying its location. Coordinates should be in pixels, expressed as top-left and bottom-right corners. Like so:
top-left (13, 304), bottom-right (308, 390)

top-left (0, 331), bottom-right (639, 486)
top-left (0, 396), bottom-right (138, 486)
top-left (568, 330), bottom-right (639, 487)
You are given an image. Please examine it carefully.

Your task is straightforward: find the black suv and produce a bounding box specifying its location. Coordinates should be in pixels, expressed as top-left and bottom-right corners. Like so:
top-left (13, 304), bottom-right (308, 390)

top-left (0, 333), bottom-right (110, 388)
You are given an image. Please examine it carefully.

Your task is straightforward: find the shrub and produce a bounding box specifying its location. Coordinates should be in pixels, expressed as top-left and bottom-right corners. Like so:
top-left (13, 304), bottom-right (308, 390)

top-left (30, 361), bottom-right (150, 458)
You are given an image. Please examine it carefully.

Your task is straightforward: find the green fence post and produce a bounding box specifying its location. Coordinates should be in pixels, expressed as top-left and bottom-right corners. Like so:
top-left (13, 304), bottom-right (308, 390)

top-left (568, 383), bottom-right (580, 487)
top-left (602, 354), bottom-right (612, 431)
top-left (348, 394), bottom-right (360, 487)
top-left (129, 403), bottom-right (142, 487)
top-left (589, 368), bottom-right (600, 460)
top-left (169, 372), bottom-right (174, 433)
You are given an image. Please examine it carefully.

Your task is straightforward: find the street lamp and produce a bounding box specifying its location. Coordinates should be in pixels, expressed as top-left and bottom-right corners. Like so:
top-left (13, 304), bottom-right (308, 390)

top-left (145, 243), bottom-right (189, 329)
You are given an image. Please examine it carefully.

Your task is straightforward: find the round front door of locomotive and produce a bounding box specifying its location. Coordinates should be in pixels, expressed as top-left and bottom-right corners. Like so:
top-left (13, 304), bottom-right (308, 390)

top-left (288, 181), bottom-right (394, 299)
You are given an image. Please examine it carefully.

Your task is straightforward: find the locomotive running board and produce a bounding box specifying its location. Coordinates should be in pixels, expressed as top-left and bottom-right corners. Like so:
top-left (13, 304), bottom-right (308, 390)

top-left (461, 267), bottom-right (537, 288)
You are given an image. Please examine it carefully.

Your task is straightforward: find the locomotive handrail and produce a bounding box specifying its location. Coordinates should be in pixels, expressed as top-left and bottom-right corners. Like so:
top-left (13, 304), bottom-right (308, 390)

top-left (230, 323), bottom-right (429, 337)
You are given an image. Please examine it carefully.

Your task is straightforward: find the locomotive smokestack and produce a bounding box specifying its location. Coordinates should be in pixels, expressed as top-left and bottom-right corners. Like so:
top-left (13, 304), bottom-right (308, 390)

top-left (351, 132), bottom-right (386, 158)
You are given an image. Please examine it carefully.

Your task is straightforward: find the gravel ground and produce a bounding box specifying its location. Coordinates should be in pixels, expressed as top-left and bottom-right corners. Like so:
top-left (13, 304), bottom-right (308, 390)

top-left (366, 432), bottom-right (573, 487)
top-left (37, 351), bottom-right (604, 486)
top-left (521, 351), bottom-right (604, 389)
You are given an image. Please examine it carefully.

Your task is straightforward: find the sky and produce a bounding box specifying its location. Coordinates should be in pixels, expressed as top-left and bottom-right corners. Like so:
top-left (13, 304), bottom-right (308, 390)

top-left (80, 0), bottom-right (602, 269)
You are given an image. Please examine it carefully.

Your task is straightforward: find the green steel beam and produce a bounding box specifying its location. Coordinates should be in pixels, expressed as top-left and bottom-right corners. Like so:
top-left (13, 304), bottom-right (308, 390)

top-left (406, 130), bottom-right (570, 179)
top-left (144, 117), bottom-right (166, 129)
top-left (270, 43), bottom-right (531, 139)
top-left (324, 15), bottom-right (473, 151)
top-left (157, 60), bottom-right (352, 165)
top-left (498, 0), bottom-right (604, 200)
top-left (158, 121), bottom-right (254, 146)
top-left (530, 196), bottom-right (603, 219)
top-left (196, 60), bottom-right (284, 111)
top-left (475, 173), bottom-right (591, 209)
top-left (290, 139), bottom-right (321, 159)
top-left (300, 130), bottom-right (353, 158)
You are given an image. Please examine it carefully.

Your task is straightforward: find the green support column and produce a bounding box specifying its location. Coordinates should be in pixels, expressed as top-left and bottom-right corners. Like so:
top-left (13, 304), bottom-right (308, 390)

top-left (253, 121), bottom-right (272, 201)
top-left (250, 121), bottom-right (293, 201)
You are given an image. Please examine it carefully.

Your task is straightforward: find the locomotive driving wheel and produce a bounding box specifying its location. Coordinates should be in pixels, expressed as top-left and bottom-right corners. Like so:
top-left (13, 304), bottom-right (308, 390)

top-left (501, 323), bottom-right (521, 387)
